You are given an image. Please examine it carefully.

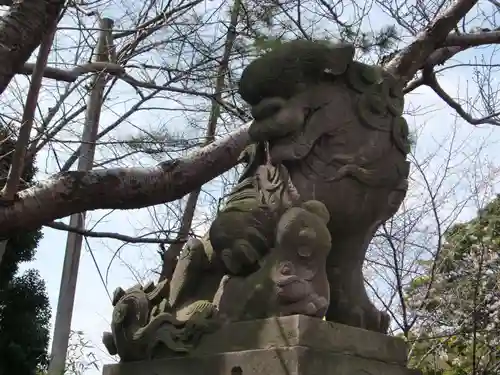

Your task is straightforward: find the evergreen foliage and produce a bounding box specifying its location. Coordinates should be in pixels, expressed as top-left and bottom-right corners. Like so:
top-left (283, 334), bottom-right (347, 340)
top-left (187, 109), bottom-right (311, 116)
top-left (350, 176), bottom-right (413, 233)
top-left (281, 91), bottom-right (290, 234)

top-left (407, 196), bottom-right (500, 374)
top-left (0, 126), bottom-right (51, 375)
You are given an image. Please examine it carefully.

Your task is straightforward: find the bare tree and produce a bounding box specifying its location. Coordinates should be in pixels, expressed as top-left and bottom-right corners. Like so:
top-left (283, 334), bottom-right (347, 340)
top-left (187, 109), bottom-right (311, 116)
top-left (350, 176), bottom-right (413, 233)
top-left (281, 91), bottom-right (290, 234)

top-left (0, 0), bottom-right (497, 236)
top-left (2, 0), bottom-right (500, 370)
top-left (361, 113), bottom-right (500, 373)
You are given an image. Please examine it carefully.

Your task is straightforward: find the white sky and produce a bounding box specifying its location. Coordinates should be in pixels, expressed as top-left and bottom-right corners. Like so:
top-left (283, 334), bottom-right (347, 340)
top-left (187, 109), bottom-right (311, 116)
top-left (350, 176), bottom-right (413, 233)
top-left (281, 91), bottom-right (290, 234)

top-left (9, 0), bottom-right (500, 374)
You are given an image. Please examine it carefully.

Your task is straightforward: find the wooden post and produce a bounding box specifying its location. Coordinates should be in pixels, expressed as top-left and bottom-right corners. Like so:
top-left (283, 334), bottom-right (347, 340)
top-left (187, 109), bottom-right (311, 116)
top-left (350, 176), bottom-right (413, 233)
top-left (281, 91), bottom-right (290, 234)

top-left (159, 0), bottom-right (242, 281)
top-left (47, 17), bottom-right (113, 375)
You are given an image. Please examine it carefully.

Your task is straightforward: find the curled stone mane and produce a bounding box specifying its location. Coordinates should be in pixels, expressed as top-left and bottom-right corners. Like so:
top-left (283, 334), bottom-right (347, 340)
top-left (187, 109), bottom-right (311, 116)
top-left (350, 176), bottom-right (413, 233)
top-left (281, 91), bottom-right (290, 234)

top-left (238, 40), bottom-right (356, 106)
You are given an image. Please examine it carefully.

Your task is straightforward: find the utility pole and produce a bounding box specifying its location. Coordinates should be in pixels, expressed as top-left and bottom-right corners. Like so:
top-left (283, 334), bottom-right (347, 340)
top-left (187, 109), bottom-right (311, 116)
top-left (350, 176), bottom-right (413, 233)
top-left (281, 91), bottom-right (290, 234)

top-left (159, 0), bottom-right (241, 282)
top-left (48, 17), bottom-right (114, 375)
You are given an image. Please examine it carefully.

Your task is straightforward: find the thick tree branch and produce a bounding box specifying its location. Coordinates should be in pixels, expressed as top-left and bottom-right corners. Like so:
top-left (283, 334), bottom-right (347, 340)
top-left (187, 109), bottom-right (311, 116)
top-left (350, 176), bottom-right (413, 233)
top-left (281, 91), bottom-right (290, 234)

top-left (384, 0), bottom-right (478, 82)
top-left (46, 221), bottom-right (184, 244)
top-left (404, 46), bottom-right (465, 93)
top-left (0, 123), bottom-right (251, 235)
top-left (18, 62), bottom-right (126, 82)
top-left (404, 29), bottom-right (500, 93)
top-left (0, 0), bottom-right (65, 95)
top-left (445, 30), bottom-right (500, 47)
top-left (18, 61), bottom-right (247, 119)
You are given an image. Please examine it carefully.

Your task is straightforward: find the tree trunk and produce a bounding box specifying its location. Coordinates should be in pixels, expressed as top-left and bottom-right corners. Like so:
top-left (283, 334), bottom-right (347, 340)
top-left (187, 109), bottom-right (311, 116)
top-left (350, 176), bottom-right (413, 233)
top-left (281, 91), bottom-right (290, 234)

top-left (0, 0), bottom-right (65, 95)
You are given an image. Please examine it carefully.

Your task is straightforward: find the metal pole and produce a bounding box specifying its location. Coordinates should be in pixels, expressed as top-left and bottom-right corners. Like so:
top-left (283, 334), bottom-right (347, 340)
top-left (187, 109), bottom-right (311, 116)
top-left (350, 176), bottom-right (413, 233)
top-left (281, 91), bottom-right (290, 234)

top-left (48, 17), bottom-right (113, 375)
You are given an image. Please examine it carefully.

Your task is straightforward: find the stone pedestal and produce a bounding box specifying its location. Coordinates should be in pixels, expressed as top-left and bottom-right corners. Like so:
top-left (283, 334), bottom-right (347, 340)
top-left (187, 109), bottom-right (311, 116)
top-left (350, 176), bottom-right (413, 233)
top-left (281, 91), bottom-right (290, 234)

top-left (103, 315), bottom-right (421, 375)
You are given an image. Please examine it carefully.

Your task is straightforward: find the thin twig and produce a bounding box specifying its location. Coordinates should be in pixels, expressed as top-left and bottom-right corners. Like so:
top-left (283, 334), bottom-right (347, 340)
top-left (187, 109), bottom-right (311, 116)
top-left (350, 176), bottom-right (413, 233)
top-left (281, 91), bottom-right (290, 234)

top-left (46, 221), bottom-right (185, 244)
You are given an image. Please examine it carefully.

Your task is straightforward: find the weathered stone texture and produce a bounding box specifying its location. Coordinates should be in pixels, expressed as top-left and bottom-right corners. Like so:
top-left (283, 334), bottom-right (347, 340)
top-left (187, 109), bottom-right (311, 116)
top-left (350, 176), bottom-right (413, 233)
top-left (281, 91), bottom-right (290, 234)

top-left (103, 315), bottom-right (420, 375)
top-left (102, 39), bottom-right (412, 364)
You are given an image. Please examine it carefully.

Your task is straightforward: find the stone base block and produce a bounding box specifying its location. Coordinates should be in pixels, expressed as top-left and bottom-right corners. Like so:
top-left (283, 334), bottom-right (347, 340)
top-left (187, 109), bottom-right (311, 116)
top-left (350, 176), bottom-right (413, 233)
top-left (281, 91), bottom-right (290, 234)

top-left (103, 315), bottom-right (421, 375)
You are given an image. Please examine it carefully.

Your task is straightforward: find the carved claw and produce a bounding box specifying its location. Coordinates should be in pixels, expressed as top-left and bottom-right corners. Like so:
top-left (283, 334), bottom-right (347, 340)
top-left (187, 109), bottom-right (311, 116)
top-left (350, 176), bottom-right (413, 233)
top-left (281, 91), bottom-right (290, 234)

top-left (275, 265), bottom-right (328, 318)
top-left (102, 332), bottom-right (117, 355)
top-left (368, 308), bottom-right (390, 334)
top-left (329, 301), bottom-right (390, 334)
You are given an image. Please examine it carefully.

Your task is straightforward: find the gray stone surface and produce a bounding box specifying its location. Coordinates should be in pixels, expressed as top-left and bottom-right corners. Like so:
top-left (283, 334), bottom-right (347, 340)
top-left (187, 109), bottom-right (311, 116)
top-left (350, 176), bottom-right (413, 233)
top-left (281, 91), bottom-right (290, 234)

top-left (191, 315), bottom-right (407, 364)
top-left (103, 315), bottom-right (420, 375)
top-left (103, 347), bottom-right (420, 375)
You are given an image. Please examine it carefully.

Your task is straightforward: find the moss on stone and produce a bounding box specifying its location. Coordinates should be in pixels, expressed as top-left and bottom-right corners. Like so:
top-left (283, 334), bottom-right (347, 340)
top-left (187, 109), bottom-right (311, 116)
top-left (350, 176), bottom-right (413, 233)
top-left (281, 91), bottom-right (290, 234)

top-left (238, 40), bottom-right (355, 105)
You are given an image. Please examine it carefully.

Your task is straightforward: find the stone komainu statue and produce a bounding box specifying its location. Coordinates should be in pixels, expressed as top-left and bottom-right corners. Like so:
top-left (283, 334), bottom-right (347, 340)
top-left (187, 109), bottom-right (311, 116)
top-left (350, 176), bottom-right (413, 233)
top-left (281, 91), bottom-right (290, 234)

top-left (103, 40), bottom-right (410, 361)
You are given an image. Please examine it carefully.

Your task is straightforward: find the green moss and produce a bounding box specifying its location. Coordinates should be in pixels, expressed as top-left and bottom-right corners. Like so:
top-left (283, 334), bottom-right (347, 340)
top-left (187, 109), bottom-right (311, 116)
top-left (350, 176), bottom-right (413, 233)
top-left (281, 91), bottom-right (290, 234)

top-left (238, 40), bottom-right (355, 105)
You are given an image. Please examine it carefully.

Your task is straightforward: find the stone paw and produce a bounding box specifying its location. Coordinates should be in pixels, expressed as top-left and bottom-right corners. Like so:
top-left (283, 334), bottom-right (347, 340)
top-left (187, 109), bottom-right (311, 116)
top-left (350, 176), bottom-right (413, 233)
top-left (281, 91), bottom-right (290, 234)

top-left (221, 239), bottom-right (261, 276)
top-left (274, 271), bottom-right (328, 318)
top-left (355, 304), bottom-right (390, 334)
top-left (367, 308), bottom-right (390, 334)
top-left (327, 299), bottom-right (390, 333)
top-left (280, 294), bottom-right (328, 318)
top-left (275, 274), bottom-right (311, 303)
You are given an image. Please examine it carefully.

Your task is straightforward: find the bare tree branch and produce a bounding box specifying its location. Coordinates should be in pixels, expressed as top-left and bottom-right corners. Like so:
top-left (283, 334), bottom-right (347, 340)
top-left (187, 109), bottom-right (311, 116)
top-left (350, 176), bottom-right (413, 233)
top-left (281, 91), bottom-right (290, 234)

top-left (159, 0), bottom-right (243, 281)
top-left (46, 221), bottom-right (184, 244)
top-left (404, 46), bottom-right (465, 93)
top-left (384, 0), bottom-right (478, 81)
top-left (0, 0), bottom-right (492, 236)
top-left (111, 0), bottom-right (204, 40)
top-left (424, 69), bottom-right (500, 125)
top-left (445, 30), bottom-right (500, 47)
top-left (18, 61), bottom-right (246, 120)
top-left (18, 62), bottom-right (126, 82)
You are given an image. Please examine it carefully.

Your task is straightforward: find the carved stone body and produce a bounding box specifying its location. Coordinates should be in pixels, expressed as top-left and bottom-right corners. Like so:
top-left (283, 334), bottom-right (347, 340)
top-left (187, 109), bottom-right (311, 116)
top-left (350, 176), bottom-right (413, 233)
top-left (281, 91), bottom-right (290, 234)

top-left (102, 277), bottom-right (219, 361)
top-left (214, 200), bottom-right (332, 321)
top-left (279, 80), bottom-right (408, 332)
top-left (234, 41), bottom-right (410, 333)
top-left (103, 40), bottom-right (410, 362)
